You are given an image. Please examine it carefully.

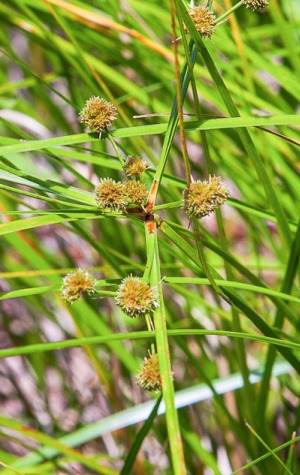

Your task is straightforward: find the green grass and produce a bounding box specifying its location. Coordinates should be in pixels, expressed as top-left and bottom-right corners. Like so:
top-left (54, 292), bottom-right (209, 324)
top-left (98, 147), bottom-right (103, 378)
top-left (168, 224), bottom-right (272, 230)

top-left (0, 0), bottom-right (299, 473)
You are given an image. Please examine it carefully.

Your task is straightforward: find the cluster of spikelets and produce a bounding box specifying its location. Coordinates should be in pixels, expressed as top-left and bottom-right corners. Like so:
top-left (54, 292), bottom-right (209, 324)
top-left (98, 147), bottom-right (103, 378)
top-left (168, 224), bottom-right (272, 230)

top-left (94, 178), bottom-right (148, 212)
top-left (242, 0), bottom-right (269, 10)
top-left (61, 269), bottom-right (96, 305)
top-left (136, 352), bottom-right (162, 392)
top-left (60, 270), bottom-right (159, 320)
top-left (79, 96), bottom-right (117, 134)
top-left (94, 156), bottom-right (149, 212)
top-left (123, 155), bottom-right (149, 178)
top-left (187, 6), bottom-right (216, 38)
top-left (114, 275), bottom-right (159, 318)
top-left (182, 176), bottom-right (229, 219)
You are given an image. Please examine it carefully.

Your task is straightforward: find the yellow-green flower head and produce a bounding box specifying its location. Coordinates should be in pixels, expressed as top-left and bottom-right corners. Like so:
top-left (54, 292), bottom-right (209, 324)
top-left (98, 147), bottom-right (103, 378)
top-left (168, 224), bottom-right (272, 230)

top-left (123, 180), bottom-right (148, 206)
top-left (136, 352), bottom-right (161, 392)
top-left (95, 178), bottom-right (127, 212)
top-left (183, 176), bottom-right (230, 219)
top-left (242, 0), bottom-right (269, 10)
top-left (188, 6), bottom-right (216, 38)
top-left (79, 96), bottom-right (117, 133)
top-left (61, 269), bottom-right (96, 305)
top-left (123, 155), bottom-right (149, 178)
top-left (115, 276), bottom-right (159, 318)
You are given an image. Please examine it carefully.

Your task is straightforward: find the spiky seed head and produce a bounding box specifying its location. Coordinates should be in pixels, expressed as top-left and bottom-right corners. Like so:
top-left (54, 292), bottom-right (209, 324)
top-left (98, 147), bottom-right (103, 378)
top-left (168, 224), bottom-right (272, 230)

top-left (61, 269), bottom-right (96, 305)
top-left (115, 276), bottom-right (159, 318)
top-left (123, 156), bottom-right (149, 178)
top-left (136, 352), bottom-right (161, 392)
top-left (182, 176), bottom-right (230, 219)
top-left (242, 0), bottom-right (269, 10)
top-left (79, 96), bottom-right (117, 133)
top-left (123, 180), bottom-right (148, 206)
top-left (95, 178), bottom-right (127, 212)
top-left (188, 6), bottom-right (216, 38)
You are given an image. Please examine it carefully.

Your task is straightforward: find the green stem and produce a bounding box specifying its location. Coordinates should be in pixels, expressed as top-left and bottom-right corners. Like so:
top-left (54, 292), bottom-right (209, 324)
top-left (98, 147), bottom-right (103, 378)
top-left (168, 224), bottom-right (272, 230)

top-left (216, 1), bottom-right (244, 24)
top-left (148, 220), bottom-right (187, 474)
top-left (109, 135), bottom-right (125, 167)
top-left (144, 225), bottom-right (157, 353)
top-left (245, 422), bottom-right (294, 475)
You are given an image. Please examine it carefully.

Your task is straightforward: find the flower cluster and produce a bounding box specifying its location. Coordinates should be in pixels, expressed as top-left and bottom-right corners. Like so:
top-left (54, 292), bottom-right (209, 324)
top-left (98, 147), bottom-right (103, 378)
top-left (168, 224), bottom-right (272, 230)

top-left (115, 275), bottom-right (159, 318)
top-left (136, 352), bottom-right (161, 392)
top-left (94, 178), bottom-right (148, 212)
top-left (95, 178), bottom-right (127, 212)
top-left (182, 176), bottom-right (230, 219)
top-left (187, 6), bottom-right (216, 38)
top-left (242, 0), bottom-right (269, 10)
top-left (79, 96), bottom-right (117, 134)
top-left (61, 269), bottom-right (96, 305)
top-left (123, 180), bottom-right (148, 206)
top-left (123, 155), bottom-right (149, 178)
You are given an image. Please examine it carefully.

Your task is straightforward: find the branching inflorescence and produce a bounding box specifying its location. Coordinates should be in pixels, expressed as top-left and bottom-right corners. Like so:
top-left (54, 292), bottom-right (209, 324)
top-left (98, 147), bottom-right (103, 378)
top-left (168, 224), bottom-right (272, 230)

top-left (62, 98), bottom-right (230, 393)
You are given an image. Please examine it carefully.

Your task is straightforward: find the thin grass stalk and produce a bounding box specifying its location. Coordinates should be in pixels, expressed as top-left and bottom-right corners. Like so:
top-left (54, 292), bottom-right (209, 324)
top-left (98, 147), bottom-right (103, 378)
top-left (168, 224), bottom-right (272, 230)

top-left (245, 421), bottom-right (293, 475)
top-left (256, 218), bottom-right (300, 429)
top-left (147, 47), bottom-right (197, 207)
top-left (146, 218), bottom-right (187, 474)
top-left (170, 0), bottom-right (191, 185)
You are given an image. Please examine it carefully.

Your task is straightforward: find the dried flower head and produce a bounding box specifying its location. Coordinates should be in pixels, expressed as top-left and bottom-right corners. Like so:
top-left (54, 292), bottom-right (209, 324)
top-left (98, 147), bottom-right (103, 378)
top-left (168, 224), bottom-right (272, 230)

top-left (188, 6), bottom-right (216, 38)
top-left (115, 275), bottom-right (159, 318)
top-left (183, 176), bottom-right (230, 219)
top-left (123, 180), bottom-right (148, 206)
top-left (95, 178), bottom-right (127, 212)
top-left (79, 96), bottom-right (117, 133)
top-left (242, 0), bottom-right (269, 10)
top-left (61, 269), bottom-right (96, 305)
top-left (123, 155), bottom-right (149, 178)
top-left (136, 352), bottom-right (161, 392)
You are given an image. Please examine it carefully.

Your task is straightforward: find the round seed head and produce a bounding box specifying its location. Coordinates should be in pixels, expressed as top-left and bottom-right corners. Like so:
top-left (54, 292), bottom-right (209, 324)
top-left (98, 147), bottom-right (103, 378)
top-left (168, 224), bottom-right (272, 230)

top-left (95, 178), bottom-right (127, 212)
top-left (188, 6), bottom-right (216, 38)
top-left (61, 269), bottom-right (96, 305)
top-left (123, 155), bottom-right (149, 178)
top-left (115, 276), bottom-right (159, 318)
top-left (182, 176), bottom-right (230, 219)
top-left (242, 0), bottom-right (269, 10)
top-left (79, 96), bottom-right (117, 133)
top-left (136, 352), bottom-right (161, 392)
top-left (123, 180), bottom-right (148, 206)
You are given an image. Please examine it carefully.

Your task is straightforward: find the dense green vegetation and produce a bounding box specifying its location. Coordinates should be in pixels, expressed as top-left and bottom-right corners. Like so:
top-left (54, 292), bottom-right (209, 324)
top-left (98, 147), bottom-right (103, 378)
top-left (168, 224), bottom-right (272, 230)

top-left (0, 0), bottom-right (299, 473)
